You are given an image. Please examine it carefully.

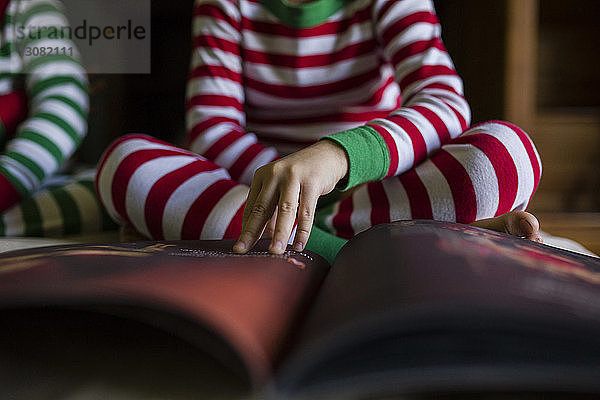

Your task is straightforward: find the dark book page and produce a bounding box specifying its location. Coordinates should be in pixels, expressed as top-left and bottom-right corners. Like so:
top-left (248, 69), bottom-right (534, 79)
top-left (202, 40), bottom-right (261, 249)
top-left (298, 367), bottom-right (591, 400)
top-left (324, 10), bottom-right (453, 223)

top-left (0, 239), bottom-right (329, 388)
top-left (275, 220), bottom-right (600, 399)
top-left (1, 308), bottom-right (248, 399)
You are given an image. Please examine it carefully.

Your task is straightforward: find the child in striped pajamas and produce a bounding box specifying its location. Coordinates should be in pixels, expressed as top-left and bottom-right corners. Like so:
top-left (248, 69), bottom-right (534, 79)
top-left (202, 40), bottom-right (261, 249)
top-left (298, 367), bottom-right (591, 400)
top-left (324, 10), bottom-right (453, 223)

top-left (0, 0), bottom-right (114, 237)
top-left (97, 0), bottom-right (543, 263)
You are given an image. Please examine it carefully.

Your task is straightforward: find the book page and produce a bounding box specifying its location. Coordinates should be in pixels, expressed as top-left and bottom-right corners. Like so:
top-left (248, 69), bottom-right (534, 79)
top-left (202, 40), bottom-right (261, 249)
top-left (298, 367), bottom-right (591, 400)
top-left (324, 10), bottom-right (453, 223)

top-left (275, 220), bottom-right (600, 398)
top-left (0, 239), bottom-right (329, 388)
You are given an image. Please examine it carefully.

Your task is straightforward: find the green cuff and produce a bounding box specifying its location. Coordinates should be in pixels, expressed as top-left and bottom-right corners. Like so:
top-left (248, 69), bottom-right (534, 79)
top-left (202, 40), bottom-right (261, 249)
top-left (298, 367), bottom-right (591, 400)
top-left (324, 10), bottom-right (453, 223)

top-left (322, 126), bottom-right (390, 190)
top-left (305, 225), bottom-right (348, 265)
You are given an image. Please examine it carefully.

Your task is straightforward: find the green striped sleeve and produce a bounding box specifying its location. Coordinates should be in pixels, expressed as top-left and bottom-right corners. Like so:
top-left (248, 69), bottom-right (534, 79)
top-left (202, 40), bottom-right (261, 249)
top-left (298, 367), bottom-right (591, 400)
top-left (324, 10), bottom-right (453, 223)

top-left (18, 130), bottom-right (64, 163)
top-left (0, 0), bottom-right (89, 196)
top-left (36, 112), bottom-right (81, 145)
top-left (31, 75), bottom-right (86, 98)
top-left (0, 164), bottom-right (29, 195)
top-left (15, 1), bottom-right (63, 27)
top-left (4, 151), bottom-right (46, 181)
top-left (44, 94), bottom-right (87, 120)
top-left (23, 53), bottom-right (83, 74)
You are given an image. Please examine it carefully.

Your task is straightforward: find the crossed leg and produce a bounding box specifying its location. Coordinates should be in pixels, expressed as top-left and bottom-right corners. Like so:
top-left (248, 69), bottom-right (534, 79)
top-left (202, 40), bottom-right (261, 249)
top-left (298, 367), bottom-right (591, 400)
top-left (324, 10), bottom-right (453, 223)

top-left (97, 121), bottom-right (542, 247)
top-left (315, 121), bottom-right (542, 241)
top-left (0, 170), bottom-right (117, 237)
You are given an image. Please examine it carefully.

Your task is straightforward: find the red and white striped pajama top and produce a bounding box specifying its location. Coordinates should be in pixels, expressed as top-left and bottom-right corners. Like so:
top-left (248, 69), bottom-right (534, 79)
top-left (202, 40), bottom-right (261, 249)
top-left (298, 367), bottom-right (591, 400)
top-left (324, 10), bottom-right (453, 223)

top-left (96, 0), bottom-right (542, 241)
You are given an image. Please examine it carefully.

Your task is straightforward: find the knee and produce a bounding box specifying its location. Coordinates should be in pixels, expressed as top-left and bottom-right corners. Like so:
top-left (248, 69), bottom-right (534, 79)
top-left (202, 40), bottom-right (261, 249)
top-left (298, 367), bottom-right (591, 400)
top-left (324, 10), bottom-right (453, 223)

top-left (445, 121), bottom-right (542, 214)
top-left (96, 134), bottom-right (182, 181)
top-left (98, 134), bottom-right (158, 167)
top-left (95, 134), bottom-right (163, 210)
top-left (461, 121), bottom-right (542, 190)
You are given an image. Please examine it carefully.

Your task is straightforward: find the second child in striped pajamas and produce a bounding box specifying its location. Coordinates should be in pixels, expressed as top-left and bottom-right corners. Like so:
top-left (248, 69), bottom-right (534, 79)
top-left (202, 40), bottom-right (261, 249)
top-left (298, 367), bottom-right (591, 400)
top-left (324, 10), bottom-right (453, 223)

top-left (0, 0), bottom-right (115, 237)
top-left (97, 0), bottom-right (543, 262)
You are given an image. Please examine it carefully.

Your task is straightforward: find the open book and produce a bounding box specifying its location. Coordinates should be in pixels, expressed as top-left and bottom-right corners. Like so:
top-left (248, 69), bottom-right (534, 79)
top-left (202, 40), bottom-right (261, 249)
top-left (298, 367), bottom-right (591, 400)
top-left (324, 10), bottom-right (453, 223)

top-left (1, 220), bottom-right (600, 399)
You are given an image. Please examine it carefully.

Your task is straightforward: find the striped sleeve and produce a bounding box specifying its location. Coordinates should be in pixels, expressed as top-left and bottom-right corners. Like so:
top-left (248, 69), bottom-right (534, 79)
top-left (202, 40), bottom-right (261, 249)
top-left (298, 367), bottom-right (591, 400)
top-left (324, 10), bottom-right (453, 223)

top-left (325, 0), bottom-right (471, 190)
top-left (0, 0), bottom-right (88, 211)
top-left (186, 0), bottom-right (278, 186)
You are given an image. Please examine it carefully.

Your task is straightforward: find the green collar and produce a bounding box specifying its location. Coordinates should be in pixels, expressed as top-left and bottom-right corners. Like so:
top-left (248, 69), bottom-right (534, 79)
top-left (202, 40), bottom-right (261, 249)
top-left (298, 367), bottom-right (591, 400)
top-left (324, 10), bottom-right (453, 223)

top-left (259, 0), bottom-right (347, 29)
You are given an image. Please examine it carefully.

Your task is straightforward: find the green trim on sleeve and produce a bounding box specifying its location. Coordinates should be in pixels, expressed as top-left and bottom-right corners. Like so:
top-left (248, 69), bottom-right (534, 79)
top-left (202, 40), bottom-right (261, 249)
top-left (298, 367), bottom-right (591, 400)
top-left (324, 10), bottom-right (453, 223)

top-left (259, 0), bottom-right (346, 28)
top-left (322, 125), bottom-right (390, 190)
top-left (305, 224), bottom-right (348, 265)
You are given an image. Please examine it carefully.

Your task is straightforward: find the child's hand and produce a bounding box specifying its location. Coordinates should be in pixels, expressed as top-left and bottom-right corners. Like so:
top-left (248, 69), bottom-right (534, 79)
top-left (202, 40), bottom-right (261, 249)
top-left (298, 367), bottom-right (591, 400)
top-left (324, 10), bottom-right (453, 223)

top-left (233, 140), bottom-right (349, 254)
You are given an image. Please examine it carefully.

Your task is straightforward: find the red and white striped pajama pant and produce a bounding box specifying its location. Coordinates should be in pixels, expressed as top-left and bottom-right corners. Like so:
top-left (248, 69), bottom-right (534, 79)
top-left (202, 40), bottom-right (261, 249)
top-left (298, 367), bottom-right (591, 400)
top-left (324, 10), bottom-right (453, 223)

top-left (96, 121), bottom-right (541, 241)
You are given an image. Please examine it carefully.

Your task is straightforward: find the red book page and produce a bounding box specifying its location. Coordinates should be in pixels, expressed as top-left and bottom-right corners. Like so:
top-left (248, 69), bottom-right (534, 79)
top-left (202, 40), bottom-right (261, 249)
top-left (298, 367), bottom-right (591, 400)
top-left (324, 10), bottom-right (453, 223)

top-left (0, 240), bottom-right (329, 386)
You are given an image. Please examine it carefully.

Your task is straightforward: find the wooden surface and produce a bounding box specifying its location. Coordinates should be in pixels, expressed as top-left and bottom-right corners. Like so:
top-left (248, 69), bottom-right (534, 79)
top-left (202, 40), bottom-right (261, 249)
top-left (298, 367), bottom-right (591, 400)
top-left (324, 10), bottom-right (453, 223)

top-left (536, 212), bottom-right (600, 256)
top-left (504, 0), bottom-right (538, 133)
top-left (528, 112), bottom-right (600, 212)
top-left (503, 0), bottom-right (600, 213)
